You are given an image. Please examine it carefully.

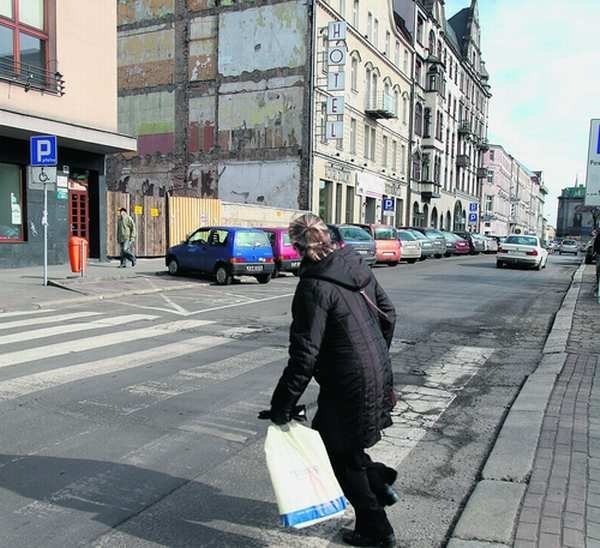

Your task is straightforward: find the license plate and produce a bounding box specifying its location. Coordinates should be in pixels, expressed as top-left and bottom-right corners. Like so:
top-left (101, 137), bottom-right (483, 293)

top-left (509, 250), bottom-right (524, 255)
top-left (247, 265), bottom-right (263, 272)
top-left (291, 262), bottom-right (300, 269)
top-left (358, 250), bottom-right (368, 255)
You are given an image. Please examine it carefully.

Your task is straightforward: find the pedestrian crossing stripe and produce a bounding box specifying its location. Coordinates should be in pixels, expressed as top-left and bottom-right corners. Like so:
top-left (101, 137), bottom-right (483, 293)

top-left (0, 311), bottom-right (100, 330)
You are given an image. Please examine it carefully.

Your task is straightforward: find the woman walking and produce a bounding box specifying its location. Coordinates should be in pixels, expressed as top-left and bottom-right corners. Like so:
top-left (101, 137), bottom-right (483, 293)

top-left (268, 214), bottom-right (398, 547)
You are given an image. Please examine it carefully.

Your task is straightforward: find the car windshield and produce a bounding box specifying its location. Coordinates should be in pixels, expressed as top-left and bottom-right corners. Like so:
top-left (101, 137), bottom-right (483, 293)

top-left (505, 236), bottom-right (538, 246)
top-left (375, 227), bottom-right (397, 240)
top-left (338, 226), bottom-right (372, 241)
top-left (443, 232), bottom-right (458, 241)
top-left (424, 229), bottom-right (444, 238)
top-left (235, 230), bottom-right (270, 248)
top-left (398, 230), bottom-right (417, 241)
top-left (562, 240), bottom-right (577, 246)
top-left (283, 233), bottom-right (292, 246)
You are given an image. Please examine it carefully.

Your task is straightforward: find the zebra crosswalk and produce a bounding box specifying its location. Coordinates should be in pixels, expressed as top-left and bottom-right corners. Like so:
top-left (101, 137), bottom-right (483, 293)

top-left (0, 306), bottom-right (496, 548)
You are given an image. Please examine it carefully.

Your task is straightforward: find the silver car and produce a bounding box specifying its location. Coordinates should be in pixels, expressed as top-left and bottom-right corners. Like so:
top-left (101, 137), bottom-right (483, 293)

top-left (405, 229), bottom-right (435, 259)
top-left (397, 230), bottom-right (422, 263)
top-left (559, 239), bottom-right (579, 256)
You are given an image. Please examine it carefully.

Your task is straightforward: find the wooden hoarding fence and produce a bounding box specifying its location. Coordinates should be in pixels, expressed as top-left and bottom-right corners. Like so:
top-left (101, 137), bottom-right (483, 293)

top-left (168, 196), bottom-right (221, 247)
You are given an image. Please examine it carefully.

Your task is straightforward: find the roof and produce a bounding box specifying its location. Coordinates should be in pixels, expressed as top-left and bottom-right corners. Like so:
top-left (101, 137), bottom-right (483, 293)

top-left (448, 8), bottom-right (470, 56)
top-left (443, 20), bottom-right (461, 53)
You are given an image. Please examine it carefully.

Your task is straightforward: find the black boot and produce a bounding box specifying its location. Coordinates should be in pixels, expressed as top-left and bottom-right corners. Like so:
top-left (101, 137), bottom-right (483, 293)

top-left (344, 509), bottom-right (396, 547)
top-left (342, 530), bottom-right (397, 547)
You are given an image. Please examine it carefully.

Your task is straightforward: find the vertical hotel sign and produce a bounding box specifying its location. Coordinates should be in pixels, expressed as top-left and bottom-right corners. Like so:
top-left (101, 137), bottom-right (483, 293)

top-left (585, 119), bottom-right (600, 206)
top-left (325, 21), bottom-right (347, 141)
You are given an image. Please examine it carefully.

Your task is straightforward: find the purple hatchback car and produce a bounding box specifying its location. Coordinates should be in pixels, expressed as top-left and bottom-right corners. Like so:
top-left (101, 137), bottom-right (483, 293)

top-left (261, 227), bottom-right (301, 277)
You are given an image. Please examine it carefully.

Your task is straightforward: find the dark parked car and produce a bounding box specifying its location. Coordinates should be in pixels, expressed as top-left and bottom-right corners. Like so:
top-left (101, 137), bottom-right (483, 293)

top-left (441, 231), bottom-right (470, 255)
top-left (166, 226), bottom-right (275, 285)
top-left (401, 227), bottom-right (445, 258)
top-left (328, 224), bottom-right (376, 266)
top-left (454, 231), bottom-right (485, 254)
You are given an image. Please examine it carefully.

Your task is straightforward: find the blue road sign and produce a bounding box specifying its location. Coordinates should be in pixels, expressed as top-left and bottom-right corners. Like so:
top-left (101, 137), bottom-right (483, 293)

top-left (30, 135), bottom-right (57, 166)
top-left (383, 197), bottom-right (395, 212)
top-left (469, 202), bottom-right (478, 213)
top-left (468, 213), bottom-right (478, 224)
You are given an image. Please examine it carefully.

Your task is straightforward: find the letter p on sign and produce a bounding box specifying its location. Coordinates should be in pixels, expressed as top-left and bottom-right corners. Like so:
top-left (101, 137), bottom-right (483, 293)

top-left (30, 135), bottom-right (57, 166)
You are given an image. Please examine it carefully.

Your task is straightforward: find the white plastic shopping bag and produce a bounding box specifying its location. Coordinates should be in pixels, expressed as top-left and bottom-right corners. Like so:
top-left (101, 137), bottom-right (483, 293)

top-left (265, 421), bottom-right (348, 529)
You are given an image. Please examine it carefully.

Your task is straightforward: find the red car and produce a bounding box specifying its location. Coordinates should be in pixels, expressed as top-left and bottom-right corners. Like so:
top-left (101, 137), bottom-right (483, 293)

top-left (261, 227), bottom-right (301, 276)
top-left (353, 224), bottom-right (401, 266)
top-left (442, 231), bottom-right (470, 255)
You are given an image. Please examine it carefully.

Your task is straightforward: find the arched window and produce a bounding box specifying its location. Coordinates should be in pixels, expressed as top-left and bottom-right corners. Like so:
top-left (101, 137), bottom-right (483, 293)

top-left (402, 96), bottom-right (408, 124)
top-left (372, 72), bottom-right (378, 106)
top-left (437, 40), bottom-right (443, 59)
top-left (414, 103), bottom-right (423, 136)
top-left (394, 89), bottom-right (400, 117)
top-left (351, 56), bottom-right (358, 91)
top-left (365, 67), bottom-right (372, 109)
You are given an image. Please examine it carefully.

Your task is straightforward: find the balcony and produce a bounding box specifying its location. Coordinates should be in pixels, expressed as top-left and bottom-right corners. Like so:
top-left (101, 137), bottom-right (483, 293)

top-left (477, 167), bottom-right (489, 179)
top-left (457, 154), bottom-right (470, 168)
top-left (416, 180), bottom-right (441, 201)
top-left (0, 58), bottom-right (65, 95)
top-left (477, 138), bottom-right (490, 151)
top-left (457, 121), bottom-right (472, 135)
top-left (365, 93), bottom-right (397, 120)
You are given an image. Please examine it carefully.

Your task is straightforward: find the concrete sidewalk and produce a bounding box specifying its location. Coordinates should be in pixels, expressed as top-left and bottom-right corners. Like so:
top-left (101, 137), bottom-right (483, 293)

top-left (0, 258), bottom-right (205, 312)
top-left (448, 263), bottom-right (599, 548)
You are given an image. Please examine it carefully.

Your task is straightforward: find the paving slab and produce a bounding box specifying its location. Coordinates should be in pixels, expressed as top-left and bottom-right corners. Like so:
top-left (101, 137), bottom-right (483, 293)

top-left (452, 480), bottom-right (526, 544)
top-left (447, 540), bottom-right (510, 548)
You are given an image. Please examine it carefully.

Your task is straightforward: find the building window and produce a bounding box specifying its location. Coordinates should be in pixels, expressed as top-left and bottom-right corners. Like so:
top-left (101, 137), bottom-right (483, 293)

top-left (489, 150), bottom-right (495, 161)
top-left (319, 180), bottom-right (333, 223)
top-left (394, 41), bottom-right (400, 66)
top-left (394, 89), bottom-right (399, 117)
top-left (423, 107), bottom-right (431, 138)
top-left (383, 135), bottom-right (388, 168)
top-left (346, 186), bottom-right (355, 223)
top-left (402, 96), bottom-right (408, 124)
top-left (428, 30), bottom-right (435, 56)
top-left (352, 0), bottom-right (359, 28)
top-left (485, 195), bottom-right (493, 213)
top-left (0, 0), bottom-right (57, 92)
top-left (416, 16), bottom-right (424, 44)
top-left (0, 162), bottom-right (24, 242)
top-left (367, 12), bottom-right (373, 41)
top-left (373, 18), bottom-right (379, 49)
top-left (401, 144), bottom-right (406, 174)
top-left (415, 59), bottom-right (422, 87)
top-left (436, 111), bottom-right (444, 141)
top-left (370, 127), bottom-right (376, 161)
top-left (403, 49), bottom-right (408, 74)
top-left (339, 0), bottom-right (346, 17)
top-left (414, 103), bottom-right (423, 136)
top-left (364, 123), bottom-right (370, 159)
top-left (392, 140), bottom-right (397, 172)
top-left (350, 118), bottom-right (357, 154)
top-left (351, 56), bottom-right (358, 91)
top-left (385, 31), bottom-right (390, 57)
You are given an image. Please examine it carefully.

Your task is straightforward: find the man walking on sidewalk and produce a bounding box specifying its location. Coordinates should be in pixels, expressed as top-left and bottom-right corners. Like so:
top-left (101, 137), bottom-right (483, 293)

top-left (117, 207), bottom-right (136, 268)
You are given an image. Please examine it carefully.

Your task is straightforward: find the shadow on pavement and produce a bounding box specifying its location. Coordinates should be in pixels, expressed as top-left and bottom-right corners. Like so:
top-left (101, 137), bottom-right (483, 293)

top-left (0, 453), bottom-right (286, 547)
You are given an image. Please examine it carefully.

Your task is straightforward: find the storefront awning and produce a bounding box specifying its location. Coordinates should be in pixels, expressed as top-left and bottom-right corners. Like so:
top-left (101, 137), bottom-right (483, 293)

top-left (0, 108), bottom-right (137, 155)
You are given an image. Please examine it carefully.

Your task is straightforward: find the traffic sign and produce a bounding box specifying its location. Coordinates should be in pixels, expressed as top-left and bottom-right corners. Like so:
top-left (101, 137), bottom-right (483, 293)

top-left (469, 202), bottom-right (479, 213)
top-left (28, 166), bottom-right (57, 191)
top-left (383, 197), bottom-right (395, 216)
top-left (30, 135), bottom-right (57, 166)
top-left (468, 212), bottom-right (478, 224)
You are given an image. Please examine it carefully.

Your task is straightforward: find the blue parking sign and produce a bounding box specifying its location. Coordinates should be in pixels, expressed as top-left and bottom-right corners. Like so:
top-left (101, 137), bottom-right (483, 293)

top-left (383, 198), bottom-right (394, 212)
top-left (469, 202), bottom-right (478, 213)
top-left (30, 135), bottom-right (57, 166)
top-left (468, 213), bottom-right (478, 224)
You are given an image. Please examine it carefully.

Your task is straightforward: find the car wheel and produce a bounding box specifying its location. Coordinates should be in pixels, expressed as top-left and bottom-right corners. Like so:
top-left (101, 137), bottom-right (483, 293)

top-left (215, 265), bottom-right (232, 286)
top-left (389, 262), bottom-right (399, 267)
top-left (559, 251), bottom-right (562, 255)
top-left (167, 258), bottom-right (179, 276)
top-left (408, 258), bottom-right (418, 264)
top-left (496, 261), bottom-right (503, 268)
top-left (435, 254), bottom-right (442, 259)
top-left (256, 274), bottom-right (271, 284)
top-left (419, 256), bottom-right (427, 261)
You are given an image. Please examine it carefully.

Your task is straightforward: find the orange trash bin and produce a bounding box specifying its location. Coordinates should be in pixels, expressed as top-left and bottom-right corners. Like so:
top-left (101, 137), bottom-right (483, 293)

top-left (68, 236), bottom-right (88, 273)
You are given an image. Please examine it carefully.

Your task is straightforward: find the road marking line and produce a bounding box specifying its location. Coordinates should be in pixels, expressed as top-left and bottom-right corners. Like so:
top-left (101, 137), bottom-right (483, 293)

top-left (0, 319), bottom-right (215, 370)
top-left (0, 334), bottom-right (227, 401)
top-left (159, 292), bottom-right (189, 315)
top-left (177, 422), bottom-right (249, 443)
top-left (0, 308), bottom-right (56, 319)
top-left (186, 293), bottom-right (295, 316)
top-left (0, 311), bottom-right (101, 330)
top-left (0, 314), bottom-right (157, 346)
top-left (368, 345), bottom-right (494, 470)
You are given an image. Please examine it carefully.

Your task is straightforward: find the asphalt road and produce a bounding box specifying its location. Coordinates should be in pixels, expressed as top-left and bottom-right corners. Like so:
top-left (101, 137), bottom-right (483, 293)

top-left (0, 252), bottom-right (580, 548)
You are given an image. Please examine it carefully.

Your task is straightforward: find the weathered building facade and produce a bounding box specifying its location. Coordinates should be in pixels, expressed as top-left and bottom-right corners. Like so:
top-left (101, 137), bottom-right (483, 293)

top-left (556, 185), bottom-right (594, 239)
top-left (394, 0), bottom-right (491, 231)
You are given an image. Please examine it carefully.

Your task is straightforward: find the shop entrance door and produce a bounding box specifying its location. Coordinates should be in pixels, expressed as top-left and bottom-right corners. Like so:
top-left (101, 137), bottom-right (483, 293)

top-left (68, 182), bottom-right (89, 240)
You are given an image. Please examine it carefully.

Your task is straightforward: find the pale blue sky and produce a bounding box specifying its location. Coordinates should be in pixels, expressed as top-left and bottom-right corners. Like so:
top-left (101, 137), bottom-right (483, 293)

top-left (444, 0), bottom-right (599, 225)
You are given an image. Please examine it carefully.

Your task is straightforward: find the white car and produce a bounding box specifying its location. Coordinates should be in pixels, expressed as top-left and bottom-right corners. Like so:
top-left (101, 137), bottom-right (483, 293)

top-left (559, 239), bottom-right (579, 256)
top-left (497, 235), bottom-right (548, 270)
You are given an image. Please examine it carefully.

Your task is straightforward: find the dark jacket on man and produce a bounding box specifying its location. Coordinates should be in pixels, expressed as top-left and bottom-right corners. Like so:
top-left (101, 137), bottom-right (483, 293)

top-left (270, 246), bottom-right (396, 453)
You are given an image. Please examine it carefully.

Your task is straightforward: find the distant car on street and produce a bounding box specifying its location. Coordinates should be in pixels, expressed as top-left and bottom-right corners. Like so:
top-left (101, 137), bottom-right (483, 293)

top-left (454, 231), bottom-right (485, 254)
top-left (353, 224), bottom-right (401, 266)
top-left (261, 227), bottom-right (301, 277)
top-left (397, 229), bottom-right (422, 263)
top-left (482, 236), bottom-right (498, 254)
top-left (558, 239), bottom-right (579, 256)
top-left (497, 234), bottom-right (548, 270)
top-left (441, 231), bottom-right (470, 255)
top-left (328, 224), bottom-right (376, 266)
top-left (401, 227), bottom-right (445, 258)
top-left (166, 226), bottom-right (275, 285)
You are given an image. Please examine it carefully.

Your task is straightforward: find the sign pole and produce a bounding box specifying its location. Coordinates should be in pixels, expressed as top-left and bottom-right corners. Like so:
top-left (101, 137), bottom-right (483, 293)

top-left (42, 179), bottom-right (48, 286)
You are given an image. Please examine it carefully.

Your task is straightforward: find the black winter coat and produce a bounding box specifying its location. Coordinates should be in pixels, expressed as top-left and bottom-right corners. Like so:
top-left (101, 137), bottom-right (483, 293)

top-left (270, 246), bottom-right (396, 453)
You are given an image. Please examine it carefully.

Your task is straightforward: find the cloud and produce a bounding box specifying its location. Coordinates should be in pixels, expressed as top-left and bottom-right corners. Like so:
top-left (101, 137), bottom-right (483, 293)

top-left (445, 0), bottom-right (600, 225)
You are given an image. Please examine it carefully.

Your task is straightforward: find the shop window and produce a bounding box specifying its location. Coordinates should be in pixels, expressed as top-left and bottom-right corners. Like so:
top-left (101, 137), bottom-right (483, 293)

top-left (0, 0), bottom-right (61, 93)
top-left (335, 183), bottom-right (343, 223)
top-left (345, 186), bottom-right (355, 223)
top-left (0, 162), bottom-right (24, 242)
top-left (319, 180), bottom-right (333, 223)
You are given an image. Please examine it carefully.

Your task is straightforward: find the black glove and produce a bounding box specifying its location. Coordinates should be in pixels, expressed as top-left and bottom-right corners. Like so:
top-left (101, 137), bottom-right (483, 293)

top-left (258, 405), bottom-right (307, 425)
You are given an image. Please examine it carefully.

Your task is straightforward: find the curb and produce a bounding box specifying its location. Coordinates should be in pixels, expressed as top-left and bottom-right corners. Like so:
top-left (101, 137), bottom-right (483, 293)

top-left (447, 262), bottom-right (585, 546)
